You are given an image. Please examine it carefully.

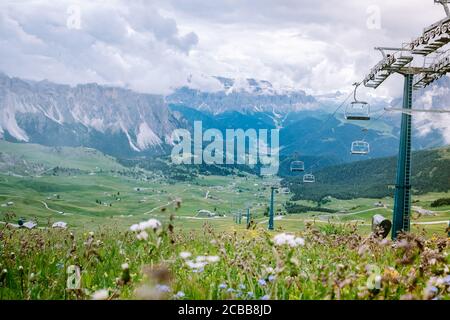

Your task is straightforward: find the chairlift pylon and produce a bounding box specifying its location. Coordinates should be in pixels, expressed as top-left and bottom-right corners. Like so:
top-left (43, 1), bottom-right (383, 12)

top-left (351, 140), bottom-right (370, 155)
top-left (345, 83), bottom-right (371, 121)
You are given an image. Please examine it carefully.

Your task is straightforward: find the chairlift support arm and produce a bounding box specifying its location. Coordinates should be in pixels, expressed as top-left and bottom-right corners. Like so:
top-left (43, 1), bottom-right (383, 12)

top-left (436, 0), bottom-right (450, 17)
top-left (352, 82), bottom-right (365, 103)
top-left (385, 107), bottom-right (450, 114)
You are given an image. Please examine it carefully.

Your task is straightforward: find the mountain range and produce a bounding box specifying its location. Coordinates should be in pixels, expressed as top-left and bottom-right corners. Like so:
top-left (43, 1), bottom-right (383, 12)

top-left (0, 72), bottom-right (449, 166)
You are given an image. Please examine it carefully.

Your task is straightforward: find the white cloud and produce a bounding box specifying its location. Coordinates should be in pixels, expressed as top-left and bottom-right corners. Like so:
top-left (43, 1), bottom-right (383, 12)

top-left (0, 0), bottom-right (448, 98)
top-left (414, 83), bottom-right (450, 143)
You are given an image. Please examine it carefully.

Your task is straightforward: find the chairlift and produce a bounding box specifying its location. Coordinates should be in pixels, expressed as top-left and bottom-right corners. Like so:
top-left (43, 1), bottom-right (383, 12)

top-left (351, 141), bottom-right (370, 155)
top-left (290, 161), bottom-right (305, 172)
top-left (303, 174), bottom-right (316, 183)
top-left (345, 83), bottom-right (371, 120)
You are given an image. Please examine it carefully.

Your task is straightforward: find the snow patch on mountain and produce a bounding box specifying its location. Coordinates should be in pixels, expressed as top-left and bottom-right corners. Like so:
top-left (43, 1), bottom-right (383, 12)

top-left (0, 108), bottom-right (29, 142)
top-left (119, 121), bottom-right (140, 152)
top-left (0, 73), bottom-right (179, 154)
top-left (136, 122), bottom-right (162, 150)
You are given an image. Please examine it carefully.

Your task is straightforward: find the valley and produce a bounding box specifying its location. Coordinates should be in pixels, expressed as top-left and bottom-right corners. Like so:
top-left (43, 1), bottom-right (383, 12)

top-left (0, 141), bottom-right (448, 236)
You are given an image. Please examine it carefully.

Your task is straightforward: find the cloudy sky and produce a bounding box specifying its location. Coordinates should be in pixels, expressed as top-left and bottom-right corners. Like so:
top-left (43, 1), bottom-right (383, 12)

top-left (0, 0), bottom-right (447, 98)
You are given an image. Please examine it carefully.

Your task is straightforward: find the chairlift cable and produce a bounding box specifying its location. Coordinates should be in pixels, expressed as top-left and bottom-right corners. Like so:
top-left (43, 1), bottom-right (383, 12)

top-left (361, 109), bottom-right (389, 140)
top-left (298, 87), bottom-right (357, 173)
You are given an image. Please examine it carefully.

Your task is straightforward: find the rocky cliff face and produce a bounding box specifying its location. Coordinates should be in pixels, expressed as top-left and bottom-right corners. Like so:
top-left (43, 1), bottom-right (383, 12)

top-left (0, 72), bottom-right (449, 161)
top-left (0, 73), bottom-right (180, 156)
top-left (167, 77), bottom-right (318, 115)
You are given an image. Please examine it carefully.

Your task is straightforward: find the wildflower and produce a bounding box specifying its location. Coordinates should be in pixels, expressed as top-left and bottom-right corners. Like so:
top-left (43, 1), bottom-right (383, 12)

top-left (423, 286), bottom-right (439, 299)
top-left (179, 251), bottom-right (192, 259)
top-left (238, 284), bottom-right (246, 290)
top-left (273, 233), bottom-right (305, 247)
top-left (192, 268), bottom-right (204, 273)
top-left (140, 219), bottom-right (162, 231)
top-left (130, 219), bottom-right (162, 233)
top-left (120, 262), bottom-right (131, 285)
top-left (268, 275), bottom-right (276, 282)
top-left (156, 284), bottom-right (171, 293)
top-left (227, 288), bottom-right (235, 293)
top-left (206, 255), bottom-right (220, 263)
top-left (374, 275), bottom-right (382, 289)
top-left (443, 275), bottom-right (450, 286)
top-left (136, 231), bottom-right (149, 241)
top-left (174, 291), bottom-right (185, 299)
top-left (260, 295), bottom-right (270, 300)
top-left (258, 279), bottom-right (267, 286)
top-left (130, 224), bottom-right (140, 232)
top-left (247, 292), bottom-right (254, 298)
top-left (91, 289), bottom-right (109, 300)
top-left (218, 283), bottom-right (227, 290)
top-left (187, 261), bottom-right (207, 269)
top-left (196, 256), bottom-right (207, 262)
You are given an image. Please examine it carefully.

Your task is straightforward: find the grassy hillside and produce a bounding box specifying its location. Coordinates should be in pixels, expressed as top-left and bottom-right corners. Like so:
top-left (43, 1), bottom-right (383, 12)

top-left (1, 224), bottom-right (448, 300)
top-left (285, 147), bottom-right (450, 202)
top-left (0, 140), bottom-right (124, 172)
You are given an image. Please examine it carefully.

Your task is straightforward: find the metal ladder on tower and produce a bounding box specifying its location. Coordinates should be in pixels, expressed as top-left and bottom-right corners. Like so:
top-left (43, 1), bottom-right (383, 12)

top-left (402, 90), bottom-right (412, 232)
top-left (392, 74), bottom-right (414, 239)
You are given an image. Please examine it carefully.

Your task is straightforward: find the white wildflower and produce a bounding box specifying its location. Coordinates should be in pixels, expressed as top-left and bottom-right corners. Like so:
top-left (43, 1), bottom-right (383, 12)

top-left (91, 289), bottom-right (109, 300)
top-left (130, 219), bottom-right (162, 232)
top-left (265, 267), bottom-right (274, 274)
top-left (206, 255), bottom-right (220, 263)
top-left (273, 233), bottom-right (305, 248)
top-left (130, 224), bottom-right (139, 232)
top-left (186, 260), bottom-right (208, 270)
top-left (156, 284), bottom-right (171, 293)
top-left (179, 251), bottom-right (192, 259)
top-left (121, 263), bottom-right (129, 270)
top-left (136, 230), bottom-right (149, 241)
top-left (145, 218), bottom-right (162, 230)
top-left (196, 256), bottom-right (207, 262)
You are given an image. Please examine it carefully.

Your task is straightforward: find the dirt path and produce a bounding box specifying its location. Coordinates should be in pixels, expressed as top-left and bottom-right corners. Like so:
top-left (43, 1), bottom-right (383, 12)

top-left (317, 207), bottom-right (387, 220)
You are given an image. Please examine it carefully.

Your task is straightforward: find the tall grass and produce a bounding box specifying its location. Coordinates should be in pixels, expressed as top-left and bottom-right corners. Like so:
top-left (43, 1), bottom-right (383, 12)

top-left (0, 220), bottom-right (448, 300)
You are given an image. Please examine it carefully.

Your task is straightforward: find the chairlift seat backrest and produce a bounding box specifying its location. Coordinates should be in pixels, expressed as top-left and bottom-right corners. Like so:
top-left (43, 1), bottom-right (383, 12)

top-left (290, 161), bottom-right (305, 172)
top-left (345, 101), bottom-right (371, 120)
top-left (303, 174), bottom-right (316, 183)
top-left (351, 141), bottom-right (370, 154)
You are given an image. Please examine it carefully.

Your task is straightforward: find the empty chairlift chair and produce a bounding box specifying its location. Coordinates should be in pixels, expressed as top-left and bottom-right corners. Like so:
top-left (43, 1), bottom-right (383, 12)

top-left (290, 161), bottom-right (305, 172)
top-left (345, 82), bottom-right (371, 120)
top-left (351, 141), bottom-right (370, 155)
top-left (345, 101), bottom-right (371, 120)
top-left (303, 174), bottom-right (316, 183)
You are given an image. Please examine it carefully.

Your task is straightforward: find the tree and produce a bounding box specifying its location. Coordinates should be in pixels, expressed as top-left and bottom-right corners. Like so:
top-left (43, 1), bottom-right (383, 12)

top-left (317, 196), bottom-right (331, 208)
